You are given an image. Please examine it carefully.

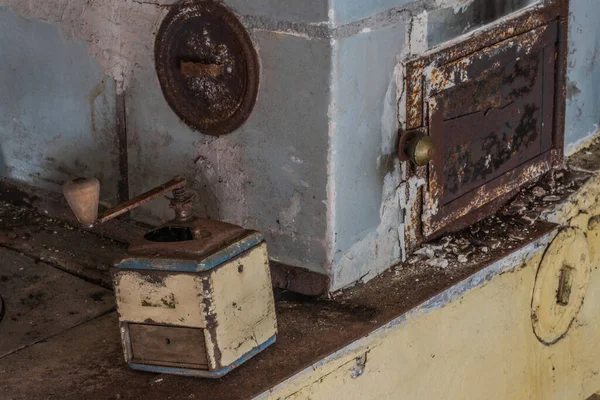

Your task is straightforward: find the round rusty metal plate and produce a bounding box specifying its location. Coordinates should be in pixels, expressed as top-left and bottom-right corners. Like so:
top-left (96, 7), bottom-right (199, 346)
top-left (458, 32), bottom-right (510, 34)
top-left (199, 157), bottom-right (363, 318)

top-left (155, 0), bottom-right (259, 135)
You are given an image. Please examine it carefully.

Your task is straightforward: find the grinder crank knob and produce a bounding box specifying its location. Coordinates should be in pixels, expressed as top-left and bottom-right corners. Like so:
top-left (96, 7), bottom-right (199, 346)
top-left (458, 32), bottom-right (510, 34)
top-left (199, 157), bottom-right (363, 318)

top-left (63, 177), bottom-right (100, 227)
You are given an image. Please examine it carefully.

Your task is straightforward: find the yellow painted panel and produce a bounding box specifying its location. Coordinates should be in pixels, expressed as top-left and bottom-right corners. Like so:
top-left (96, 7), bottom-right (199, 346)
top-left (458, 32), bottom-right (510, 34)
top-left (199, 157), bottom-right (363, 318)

top-left (261, 243), bottom-right (600, 399)
top-left (211, 243), bottom-right (277, 367)
top-left (114, 272), bottom-right (206, 328)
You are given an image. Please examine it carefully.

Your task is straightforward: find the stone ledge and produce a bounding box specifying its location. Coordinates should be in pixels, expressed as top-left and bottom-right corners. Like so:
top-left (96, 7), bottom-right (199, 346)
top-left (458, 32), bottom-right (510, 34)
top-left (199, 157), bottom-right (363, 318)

top-left (0, 191), bottom-right (558, 399)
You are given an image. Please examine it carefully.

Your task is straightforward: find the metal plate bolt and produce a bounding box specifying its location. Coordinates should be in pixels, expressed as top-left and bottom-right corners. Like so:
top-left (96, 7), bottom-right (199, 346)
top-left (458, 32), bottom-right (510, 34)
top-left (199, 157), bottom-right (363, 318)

top-left (556, 265), bottom-right (573, 306)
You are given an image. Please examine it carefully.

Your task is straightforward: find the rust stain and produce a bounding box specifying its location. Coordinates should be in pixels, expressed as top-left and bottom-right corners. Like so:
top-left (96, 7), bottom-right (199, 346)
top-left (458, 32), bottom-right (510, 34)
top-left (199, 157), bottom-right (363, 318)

top-left (406, 62), bottom-right (425, 129)
top-left (425, 157), bottom-right (552, 238)
top-left (88, 80), bottom-right (105, 141)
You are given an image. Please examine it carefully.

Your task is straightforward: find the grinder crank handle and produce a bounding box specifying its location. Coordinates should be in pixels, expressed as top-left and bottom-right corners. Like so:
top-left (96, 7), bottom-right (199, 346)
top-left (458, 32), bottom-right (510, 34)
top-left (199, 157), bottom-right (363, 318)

top-left (97, 177), bottom-right (186, 223)
top-left (63, 176), bottom-right (186, 227)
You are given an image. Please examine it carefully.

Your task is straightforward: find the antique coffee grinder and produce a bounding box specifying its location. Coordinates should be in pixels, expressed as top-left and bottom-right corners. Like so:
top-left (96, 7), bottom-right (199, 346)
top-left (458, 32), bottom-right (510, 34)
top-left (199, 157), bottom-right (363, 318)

top-left (63, 177), bottom-right (277, 377)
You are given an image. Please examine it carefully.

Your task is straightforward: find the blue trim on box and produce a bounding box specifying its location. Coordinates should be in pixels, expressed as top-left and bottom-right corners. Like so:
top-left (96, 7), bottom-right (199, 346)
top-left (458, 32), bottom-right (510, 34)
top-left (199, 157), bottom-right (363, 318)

top-left (116, 232), bottom-right (263, 272)
top-left (128, 335), bottom-right (276, 378)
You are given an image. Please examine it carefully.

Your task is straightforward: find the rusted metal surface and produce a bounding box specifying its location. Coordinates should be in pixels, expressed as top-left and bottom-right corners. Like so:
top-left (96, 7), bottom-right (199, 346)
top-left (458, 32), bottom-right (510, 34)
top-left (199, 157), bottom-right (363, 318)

top-left (402, 1), bottom-right (569, 244)
top-left (405, 63), bottom-right (425, 130)
top-left (166, 186), bottom-right (195, 222)
top-left (155, 0), bottom-right (260, 136)
top-left (427, 24), bottom-right (557, 233)
top-left (180, 60), bottom-right (224, 78)
top-left (127, 218), bottom-right (247, 260)
top-left (97, 177), bottom-right (186, 224)
top-left (428, 153), bottom-right (553, 237)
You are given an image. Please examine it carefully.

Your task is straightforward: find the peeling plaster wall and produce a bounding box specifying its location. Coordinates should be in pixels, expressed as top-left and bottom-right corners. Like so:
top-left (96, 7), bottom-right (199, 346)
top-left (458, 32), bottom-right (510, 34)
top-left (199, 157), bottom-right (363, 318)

top-left (0, 0), bottom-right (175, 94)
top-left (227, 0), bottom-right (329, 24)
top-left (329, 0), bottom-right (415, 27)
top-left (1, 0), bottom-right (599, 291)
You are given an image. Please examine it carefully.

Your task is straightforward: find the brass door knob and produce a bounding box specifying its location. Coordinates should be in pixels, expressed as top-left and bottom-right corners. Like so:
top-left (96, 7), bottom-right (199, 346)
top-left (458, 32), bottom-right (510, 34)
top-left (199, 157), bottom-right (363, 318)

top-left (407, 134), bottom-right (434, 166)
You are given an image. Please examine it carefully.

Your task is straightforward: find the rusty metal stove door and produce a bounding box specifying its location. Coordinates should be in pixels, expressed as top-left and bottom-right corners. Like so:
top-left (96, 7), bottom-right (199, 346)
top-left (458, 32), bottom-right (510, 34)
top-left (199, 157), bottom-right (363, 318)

top-left (416, 21), bottom-right (560, 239)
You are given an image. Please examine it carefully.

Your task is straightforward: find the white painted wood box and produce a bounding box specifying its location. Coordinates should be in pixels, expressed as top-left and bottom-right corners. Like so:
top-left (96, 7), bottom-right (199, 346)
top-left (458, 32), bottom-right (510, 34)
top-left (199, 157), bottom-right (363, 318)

top-left (112, 219), bottom-right (277, 377)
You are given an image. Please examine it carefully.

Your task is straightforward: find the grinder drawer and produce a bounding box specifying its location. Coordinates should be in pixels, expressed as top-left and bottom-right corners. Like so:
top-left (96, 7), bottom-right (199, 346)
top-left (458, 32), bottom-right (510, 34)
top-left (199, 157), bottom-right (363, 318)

top-left (128, 323), bottom-right (209, 369)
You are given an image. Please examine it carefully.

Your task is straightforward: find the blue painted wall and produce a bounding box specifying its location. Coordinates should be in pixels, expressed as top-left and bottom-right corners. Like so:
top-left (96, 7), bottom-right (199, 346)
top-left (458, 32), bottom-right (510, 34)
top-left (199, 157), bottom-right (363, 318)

top-left (329, 23), bottom-right (406, 287)
top-left (331, 25), bottom-right (404, 256)
top-left (0, 4), bottom-right (331, 273)
top-left (0, 7), bottom-right (119, 202)
top-left (564, 0), bottom-right (600, 153)
top-left (227, 0), bottom-right (328, 23)
top-left (426, 0), bottom-right (538, 47)
top-left (330, 0), bottom-right (413, 26)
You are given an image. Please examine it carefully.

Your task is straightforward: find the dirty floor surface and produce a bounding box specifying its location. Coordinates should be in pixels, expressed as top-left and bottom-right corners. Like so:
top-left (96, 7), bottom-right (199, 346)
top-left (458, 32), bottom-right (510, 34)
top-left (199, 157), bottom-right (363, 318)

top-left (0, 197), bottom-right (557, 400)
